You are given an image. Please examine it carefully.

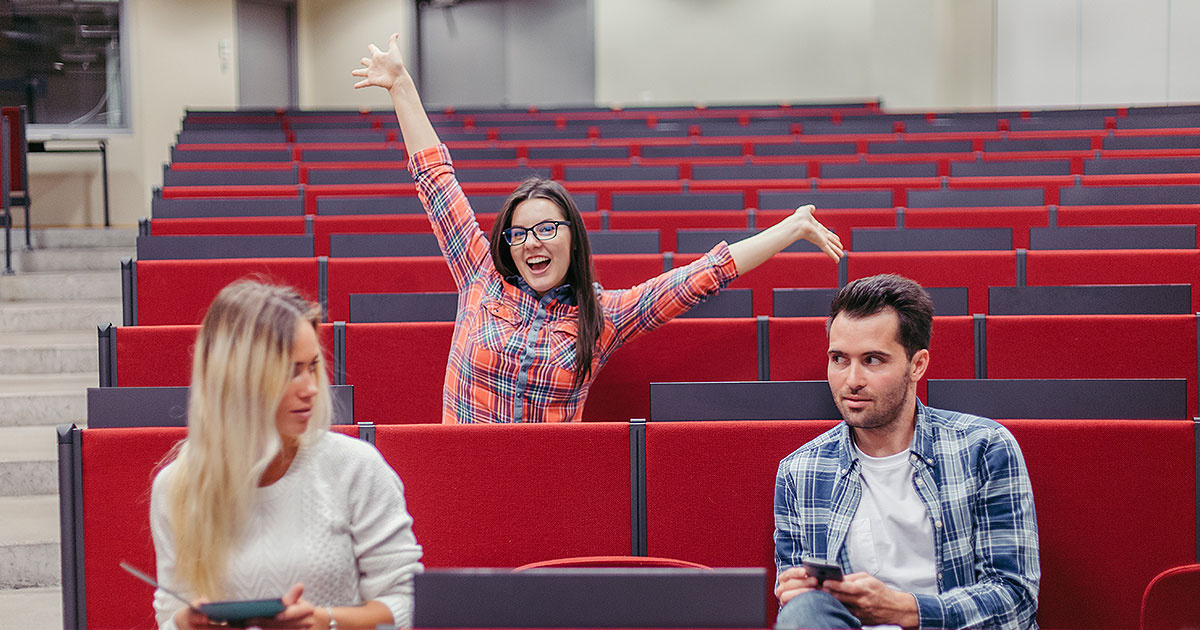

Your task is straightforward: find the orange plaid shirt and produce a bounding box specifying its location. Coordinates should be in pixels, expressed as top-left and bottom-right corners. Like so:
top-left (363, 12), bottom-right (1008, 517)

top-left (409, 144), bottom-right (739, 423)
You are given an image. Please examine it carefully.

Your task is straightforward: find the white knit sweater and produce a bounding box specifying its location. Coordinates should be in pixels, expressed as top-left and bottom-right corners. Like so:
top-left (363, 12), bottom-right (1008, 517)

top-left (150, 432), bottom-right (424, 629)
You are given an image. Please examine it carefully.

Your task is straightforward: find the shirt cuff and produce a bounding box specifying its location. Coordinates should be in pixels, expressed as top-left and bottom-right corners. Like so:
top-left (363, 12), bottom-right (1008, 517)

top-left (706, 241), bottom-right (739, 287)
top-left (912, 592), bottom-right (947, 629)
top-left (406, 144), bottom-right (454, 178)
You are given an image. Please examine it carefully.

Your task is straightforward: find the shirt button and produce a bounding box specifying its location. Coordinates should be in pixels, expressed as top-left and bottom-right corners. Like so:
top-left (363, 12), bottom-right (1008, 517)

top-left (839, 469), bottom-right (847, 475)
top-left (915, 478), bottom-right (924, 486)
top-left (910, 454), bottom-right (918, 461)
top-left (935, 520), bottom-right (943, 528)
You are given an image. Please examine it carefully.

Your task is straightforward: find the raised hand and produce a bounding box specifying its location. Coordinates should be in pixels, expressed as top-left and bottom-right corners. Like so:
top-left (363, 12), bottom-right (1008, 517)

top-left (791, 204), bottom-right (844, 262)
top-left (352, 33), bottom-right (409, 93)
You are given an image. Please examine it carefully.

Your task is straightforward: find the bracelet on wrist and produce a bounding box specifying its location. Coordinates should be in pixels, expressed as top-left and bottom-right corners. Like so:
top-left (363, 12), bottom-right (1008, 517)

top-left (325, 606), bottom-right (339, 630)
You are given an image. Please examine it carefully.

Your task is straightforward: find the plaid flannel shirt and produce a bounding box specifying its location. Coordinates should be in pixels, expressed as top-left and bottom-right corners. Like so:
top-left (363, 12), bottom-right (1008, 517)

top-left (774, 401), bottom-right (1040, 630)
top-left (408, 144), bottom-right (738, 423)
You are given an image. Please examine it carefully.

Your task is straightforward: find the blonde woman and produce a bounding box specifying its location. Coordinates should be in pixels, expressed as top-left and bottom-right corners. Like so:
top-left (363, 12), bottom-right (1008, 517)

top-left (150, 280), bottom-right (424, 630)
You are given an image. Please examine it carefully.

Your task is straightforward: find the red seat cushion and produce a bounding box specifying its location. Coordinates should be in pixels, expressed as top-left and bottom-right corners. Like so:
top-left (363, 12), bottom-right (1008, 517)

top-left (987, 314), bottom-right (1198, 418)
top-left (136, 259), bottom-right (319, 325)
top-left (848, 251), bottom-right (1017, 315)
top-left (375, 423), bottom-right (632, 567)
top-left (344, 322), bottom-right (452, 424)
top-left (585, 318), bottom-right (759, 421)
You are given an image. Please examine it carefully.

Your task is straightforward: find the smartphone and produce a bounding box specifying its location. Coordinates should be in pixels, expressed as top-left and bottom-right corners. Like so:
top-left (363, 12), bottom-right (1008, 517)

top-left (801, 558), bottom-right (844, 585)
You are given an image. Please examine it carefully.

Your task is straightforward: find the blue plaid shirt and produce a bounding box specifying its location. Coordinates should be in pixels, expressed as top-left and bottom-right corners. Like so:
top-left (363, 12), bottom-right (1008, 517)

top-left (774, 401), bottom-right (1040, 630)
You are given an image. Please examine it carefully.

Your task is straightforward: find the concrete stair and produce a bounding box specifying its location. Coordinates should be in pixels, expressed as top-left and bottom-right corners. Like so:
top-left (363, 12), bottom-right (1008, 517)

top-left (0, 228), bottom-right (134, 627)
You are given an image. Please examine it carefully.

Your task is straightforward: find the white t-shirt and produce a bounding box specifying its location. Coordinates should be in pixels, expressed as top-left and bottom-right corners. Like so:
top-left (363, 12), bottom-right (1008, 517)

top-left (846, 443), bottom-right (938, 628)
top-left (151, 432), bottom-right (424, 630)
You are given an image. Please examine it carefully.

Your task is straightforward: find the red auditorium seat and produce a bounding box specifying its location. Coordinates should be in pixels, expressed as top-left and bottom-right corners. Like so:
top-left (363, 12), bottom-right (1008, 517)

top-left (1024, 249), bottom-right (1200, 311)
top-left (986, 314), bottom-right (1199, 418)
top-left (584, 318), bottom-right (760, 421)
top-left (848, 250), bottom-right (1017, 314)
top-left (113, 324), bottom-right (336, 387)
top-left (375, 423), bottom-right (632, 567)
top-left (135, 258), bottom-right (320, 325)
top-left (1141, 564), bottom-right (1200, 630)
top-left (674, 252), bottom-right (840, 316)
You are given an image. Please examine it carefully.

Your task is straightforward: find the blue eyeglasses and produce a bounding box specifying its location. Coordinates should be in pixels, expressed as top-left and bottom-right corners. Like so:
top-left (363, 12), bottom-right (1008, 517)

top-left (502, 220), bottom-right (571, 246)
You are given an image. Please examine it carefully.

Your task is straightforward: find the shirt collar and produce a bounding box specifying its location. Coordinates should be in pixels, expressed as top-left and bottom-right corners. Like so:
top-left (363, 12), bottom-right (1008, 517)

top-left (505, 275), bottom-right (576, 306)
top-left (836, 398), bottom-right (936, 472)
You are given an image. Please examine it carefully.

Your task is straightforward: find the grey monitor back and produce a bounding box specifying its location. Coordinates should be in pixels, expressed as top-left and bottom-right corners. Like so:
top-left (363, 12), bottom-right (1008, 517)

top-left (906, 188), bottom-right (1045, 208)
top-left (1028, 225), bottom-right (1196, 250)
top-left (650, 380), bottom-right (839, 421)
top-left (151, 196), bottom-right (305, 219)
top-left (87, 385), bottom-right (354, 428)
top-left (611, 191), bottom-right (744, 212)
top-left (136, 235), bottom-right (314, 260)
top-left (1058, 185), bottom-right (1200, 206)
top-left (757, 189), bottom-right (893, 209)
top-left (677, 288), bottom-right (753, 319)
top-left (349, 292), bottom-right (458, 323)
top-left (851, 228), bottom-right (1012, 252)
top-left (773, 287), bottom-right (969, 317)
top-left (676, 229), bottom-right (820, 254)
top-left (410, 568), bottom-right (766, 628)
top-left (588, 230), bottom-right (660, 254)
top-left (316, 196), bottom-right (427, 215)
top-left (925, 379), bottom-right (1188, 420)
top-left (988, 284), bottom-right (1192, 315)
top-left (328, 233), bottom-right (443, 257)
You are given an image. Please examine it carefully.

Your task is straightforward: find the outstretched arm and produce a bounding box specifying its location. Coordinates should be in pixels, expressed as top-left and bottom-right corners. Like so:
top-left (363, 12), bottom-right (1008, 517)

top-left (728, 205), bottom-right (843, 273)
top-left (352, 34), bottom-right (492, 290)
top-left (352, 33), bottom-right (439, 156)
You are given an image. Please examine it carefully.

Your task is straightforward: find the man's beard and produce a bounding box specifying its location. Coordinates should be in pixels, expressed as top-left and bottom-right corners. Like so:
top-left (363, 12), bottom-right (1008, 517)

top-left (833, 372), bottom-right (910, 431)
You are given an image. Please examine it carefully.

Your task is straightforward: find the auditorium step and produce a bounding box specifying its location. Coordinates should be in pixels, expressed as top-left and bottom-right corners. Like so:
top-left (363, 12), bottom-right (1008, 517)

top-left (0, 270), bottom-right (122, 302)
top-left (0, 495), bottom-right (61, 590)
top-left (0, 300), bottom-right (121, 333)
top-left (0, 426), bottom-right (60, 496)
top-left (14, 227), bottom-right (135, 275)
top-left (31, 227), bottom-right (136, 250)
top-left (0, 374), bottom-right (92, 428)
top-left (0, 587), bottom-right (61, 630)
top-left (0, 228), bottom-right (130, 620)
top-left (0, 332), bottom-right (98, 375)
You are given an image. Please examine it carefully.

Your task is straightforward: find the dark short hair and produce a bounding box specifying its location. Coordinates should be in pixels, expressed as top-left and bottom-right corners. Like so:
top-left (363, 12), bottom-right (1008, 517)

top-left (827, 274), bottom-right (934, 359)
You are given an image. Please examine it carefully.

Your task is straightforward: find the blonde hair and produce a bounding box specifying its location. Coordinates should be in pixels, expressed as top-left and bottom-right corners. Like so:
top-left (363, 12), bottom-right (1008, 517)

top-left (164, 279), bottom-right (332, 598)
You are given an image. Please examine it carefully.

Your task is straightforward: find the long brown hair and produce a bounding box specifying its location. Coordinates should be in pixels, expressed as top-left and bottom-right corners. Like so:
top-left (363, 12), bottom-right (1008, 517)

top-left (489, 178), bottom-right (603, 385)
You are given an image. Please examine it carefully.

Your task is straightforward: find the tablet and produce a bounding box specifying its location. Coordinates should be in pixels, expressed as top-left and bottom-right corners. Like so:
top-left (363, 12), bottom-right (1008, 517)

top-left (119, 561), bottom-right (285, 625)
top-left (199, 598), bottom-right (286, 624)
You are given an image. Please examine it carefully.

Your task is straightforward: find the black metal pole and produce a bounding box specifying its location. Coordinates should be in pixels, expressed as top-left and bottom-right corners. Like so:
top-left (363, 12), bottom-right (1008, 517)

top-left (100, 139), bottom-right (110, 228)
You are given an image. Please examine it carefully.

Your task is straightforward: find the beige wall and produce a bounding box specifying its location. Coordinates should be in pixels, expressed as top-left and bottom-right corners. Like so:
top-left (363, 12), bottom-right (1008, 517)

top-left (25, 0), bottom-right (238, 228)
top-left (593, 0), bottom-right (996, 110)
top-left (297, 0), bottom-right (413, 110)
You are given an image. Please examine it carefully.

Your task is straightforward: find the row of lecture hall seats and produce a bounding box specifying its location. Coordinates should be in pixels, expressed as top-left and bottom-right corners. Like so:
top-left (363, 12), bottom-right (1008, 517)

top-left (131, 225), bottom-right (1200, 260)
top-left (173, 103), bottom-right (1200, 141)
top-left (73, 104), bottom-right (1198, 629)
top-left (164, 153), bottom-right (1200, 178)
top-left (119, 249), bottom-right (1200, 323)
top-left (152, 183), bottom-right (1200, 218)
top-left (143, 204), bottom-right (1200, 253)
top-left (98, 312), bottom-right (1200, 421)
top-left (59, 416), bottom-right (1198, 630)
top-left (167, 134), bottom-right (1200, 164)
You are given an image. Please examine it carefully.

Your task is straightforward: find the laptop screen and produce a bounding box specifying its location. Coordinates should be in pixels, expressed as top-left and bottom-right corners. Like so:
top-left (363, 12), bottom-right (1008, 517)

top-left (407, 567), bottom-right (766, 628)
